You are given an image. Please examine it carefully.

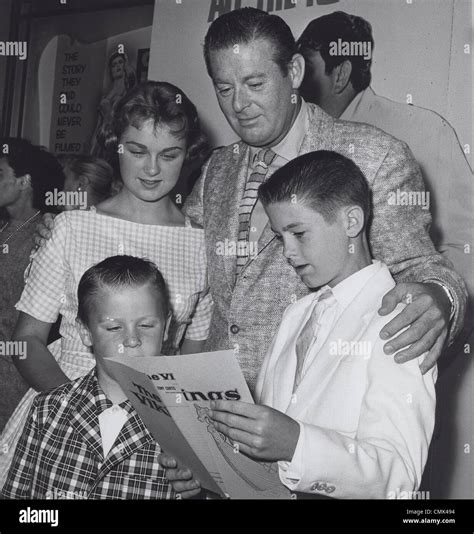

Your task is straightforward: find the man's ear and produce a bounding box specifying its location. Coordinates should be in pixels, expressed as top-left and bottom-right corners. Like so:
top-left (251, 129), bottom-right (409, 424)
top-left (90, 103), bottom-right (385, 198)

top-left (76, 176), bottom-right (89, 191)
top-left (344, 205), bottom-right (365, 238)
top-left (288, 53), bottom-right (306, 90)
top-left (333, 60), bottom-right (352, 94)
top-left (76, 318), bottom-right (93, 347)
top-left (19, 173), bottom-right (32, 190)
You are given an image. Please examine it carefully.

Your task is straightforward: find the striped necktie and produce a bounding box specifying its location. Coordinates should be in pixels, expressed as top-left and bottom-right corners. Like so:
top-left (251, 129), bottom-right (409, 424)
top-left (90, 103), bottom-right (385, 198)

top-left (293, 289), bottom-right (335, 392)
top-left (235, 148), bottom-right (277, 276)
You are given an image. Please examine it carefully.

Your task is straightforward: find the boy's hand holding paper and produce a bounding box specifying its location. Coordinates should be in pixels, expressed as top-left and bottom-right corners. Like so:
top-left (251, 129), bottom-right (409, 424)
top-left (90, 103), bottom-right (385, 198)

top-left (209, 400), bottom-right (300, 462)
top-left (158, 453), bottom-right (202, 499)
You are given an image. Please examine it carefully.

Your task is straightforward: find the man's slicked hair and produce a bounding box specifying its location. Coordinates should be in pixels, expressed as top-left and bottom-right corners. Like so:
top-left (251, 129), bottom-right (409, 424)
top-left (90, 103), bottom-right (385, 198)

top-left (259, 150), bottom-right (371, 226)
top-left (297, 11), bottom-right (374, 93)
top-left (204, 7), bottom-right (297, 78)
top-left (77, 255), bottom-right (169, 326)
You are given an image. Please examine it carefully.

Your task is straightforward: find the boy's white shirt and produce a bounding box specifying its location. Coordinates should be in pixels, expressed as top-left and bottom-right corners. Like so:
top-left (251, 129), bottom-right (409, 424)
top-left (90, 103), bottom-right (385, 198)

top-left (99, 406), bottom-right (128, 458)
top-left (296, 261), bottom-right (383, 381)
top-left (255, 260), bottom-right (437, 499)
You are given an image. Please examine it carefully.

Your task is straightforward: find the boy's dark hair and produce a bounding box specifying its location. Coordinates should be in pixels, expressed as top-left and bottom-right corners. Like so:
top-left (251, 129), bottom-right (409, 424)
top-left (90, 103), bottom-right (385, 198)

top-left (204, 7), bottom-right (296, 77)
top-left (297, 11), bottom-right (373, 93)
top-left (259, 150), bottom-right (371, 226)
top-left (77, 255), bottom-right (169, 326)
top-left (0, 137), bottom-right (65, 213)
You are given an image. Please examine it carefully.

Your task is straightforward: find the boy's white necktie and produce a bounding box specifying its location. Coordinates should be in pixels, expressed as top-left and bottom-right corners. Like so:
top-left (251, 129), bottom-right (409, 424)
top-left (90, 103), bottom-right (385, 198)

top-left (293, 288), bottom-right (336, 392)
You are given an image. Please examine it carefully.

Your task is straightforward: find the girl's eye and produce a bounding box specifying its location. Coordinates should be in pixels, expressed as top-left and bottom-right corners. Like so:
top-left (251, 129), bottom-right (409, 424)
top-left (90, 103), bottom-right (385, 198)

top-left (130, 151), bottom-right (145, 157)
top-left (107, 326), bottom-right (121, 332)
top-left (161, 154), bottom-right (178, 161)
top-left (139, 324), bottom-right (154, 328)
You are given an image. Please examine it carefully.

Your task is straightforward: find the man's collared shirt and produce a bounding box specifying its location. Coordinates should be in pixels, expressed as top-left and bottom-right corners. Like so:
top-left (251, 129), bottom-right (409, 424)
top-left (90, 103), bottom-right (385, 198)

top-left (247, 99), bottom-right (310, 243)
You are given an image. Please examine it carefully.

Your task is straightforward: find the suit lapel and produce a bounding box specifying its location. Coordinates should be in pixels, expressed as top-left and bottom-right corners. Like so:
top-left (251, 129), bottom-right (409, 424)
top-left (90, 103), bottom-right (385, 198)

top-left (96, 406), bottom-right (154, 481)
top-left (269, 296), bottom-right (320, 413)
top-left (70, 375), bottom-right (105, 462)
top-left (286, 265), bottom-right (395, 418)
top-left (218, 144), bottom-right (250, 288)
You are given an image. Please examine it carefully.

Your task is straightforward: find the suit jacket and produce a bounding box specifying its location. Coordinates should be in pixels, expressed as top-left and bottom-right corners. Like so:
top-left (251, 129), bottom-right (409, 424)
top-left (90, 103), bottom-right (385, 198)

top-left (341, 87), bottom-right (473, 297)
top-left (183, 102), bottom-right (467, 390)
top-left (255, 262), bottom-right (437, 499)
top-left (1, 370), bottom-right (174, 499)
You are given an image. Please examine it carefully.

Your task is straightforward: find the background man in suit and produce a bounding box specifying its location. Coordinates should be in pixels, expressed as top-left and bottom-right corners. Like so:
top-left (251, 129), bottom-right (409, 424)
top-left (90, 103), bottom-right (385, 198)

top-left (297, 11), bottom-right (473, 298)
top-left (182, 7), bottom-right (466, 393)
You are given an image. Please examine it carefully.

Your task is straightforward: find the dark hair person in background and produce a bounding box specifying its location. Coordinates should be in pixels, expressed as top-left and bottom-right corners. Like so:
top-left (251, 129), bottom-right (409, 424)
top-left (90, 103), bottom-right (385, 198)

top-left (0, 138), bottom-right (65, 430)
top-left (297, 11), bottom-right (473, 298)
top-left (0, 81), bottom-right (212, 487)
top-left (59, 154), bottom-right (119, 209)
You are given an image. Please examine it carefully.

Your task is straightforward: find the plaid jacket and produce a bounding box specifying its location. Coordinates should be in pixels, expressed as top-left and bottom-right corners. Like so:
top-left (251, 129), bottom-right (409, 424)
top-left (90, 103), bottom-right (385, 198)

top-left (1, 370), bottom-right (174, 499)
top-left (183, 102), bottom-right (467, 391)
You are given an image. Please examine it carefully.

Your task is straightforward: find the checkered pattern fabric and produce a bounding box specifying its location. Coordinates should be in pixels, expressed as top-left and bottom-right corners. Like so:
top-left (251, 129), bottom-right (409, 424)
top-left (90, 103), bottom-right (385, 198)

top-left (1, 370), bottom-right (174, 499)
top-left (16, 208), bottom-right (213, 355)
top-left (235, 148), bottom-right (276, 276)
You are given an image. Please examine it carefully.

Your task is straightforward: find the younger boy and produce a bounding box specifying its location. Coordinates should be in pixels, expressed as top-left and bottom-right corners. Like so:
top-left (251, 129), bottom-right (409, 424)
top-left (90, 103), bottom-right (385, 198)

top-left (162, 150), bottom-right (436, 499)
top-left (1, 255), bottom-right (174, 499)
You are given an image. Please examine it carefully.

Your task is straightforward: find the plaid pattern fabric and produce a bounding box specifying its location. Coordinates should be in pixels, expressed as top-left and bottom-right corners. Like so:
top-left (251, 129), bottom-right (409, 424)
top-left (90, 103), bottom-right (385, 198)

top-left (1, 370), bottom-right (175, 499)
top-left (16, 208), bottom-right (213, 356)
top-left (235, 148), bottom-right (276, 276)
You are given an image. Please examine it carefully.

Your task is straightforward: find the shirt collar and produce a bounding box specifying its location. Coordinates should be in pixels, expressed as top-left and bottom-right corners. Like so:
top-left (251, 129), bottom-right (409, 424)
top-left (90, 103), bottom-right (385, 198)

top-left (332, 260), bottom-right (383, 309)
top-left (249, 98), bottom-right (309, 164)
top-left (86, 369), bottom-right (134, 416)
top-left (340, 87), bottom-right (372, 120)
top-left (313, 260), bottom-right (382, 310)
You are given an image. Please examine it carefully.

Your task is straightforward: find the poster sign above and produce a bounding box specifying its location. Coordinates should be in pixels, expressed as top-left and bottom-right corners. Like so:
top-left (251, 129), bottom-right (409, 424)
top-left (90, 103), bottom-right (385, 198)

top-left (49, 36), bottom-right (106, 155)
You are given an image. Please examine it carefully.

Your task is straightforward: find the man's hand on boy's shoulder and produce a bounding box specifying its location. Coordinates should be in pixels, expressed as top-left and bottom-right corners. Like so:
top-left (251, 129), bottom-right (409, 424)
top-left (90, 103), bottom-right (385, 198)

top-left (209, 400), bottom-right (300, 463)
top-left (33, 212), bottom-right (55, 248)
top-left (158, 453), bottom-right (202, 499)
top-left (378, 282), bottom-right (451, 373)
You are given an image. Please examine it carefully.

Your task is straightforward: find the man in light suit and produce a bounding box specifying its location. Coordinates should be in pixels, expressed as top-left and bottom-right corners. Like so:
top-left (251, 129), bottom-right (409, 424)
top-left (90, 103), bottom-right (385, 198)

top-left (182, 8), bottom-right (466, 392)
top-left (166, 151), bottom-right (437, 499)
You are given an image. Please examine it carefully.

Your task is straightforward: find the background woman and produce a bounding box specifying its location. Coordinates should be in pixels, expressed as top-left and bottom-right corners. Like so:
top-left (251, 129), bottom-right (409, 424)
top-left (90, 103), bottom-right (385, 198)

top-left (59, 154), bottom-right (119, 208)
top-left (0, 138), bottom-right (65, 430)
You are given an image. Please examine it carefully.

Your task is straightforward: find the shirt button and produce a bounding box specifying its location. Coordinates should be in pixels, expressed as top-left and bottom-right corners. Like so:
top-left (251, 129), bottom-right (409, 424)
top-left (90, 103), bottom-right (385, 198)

top-left (230, 324), bottom-right (240, 334)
